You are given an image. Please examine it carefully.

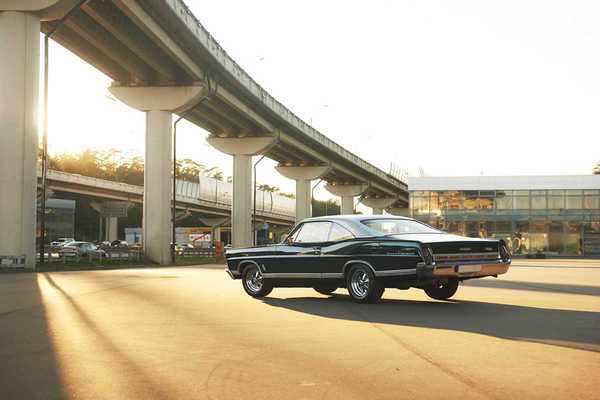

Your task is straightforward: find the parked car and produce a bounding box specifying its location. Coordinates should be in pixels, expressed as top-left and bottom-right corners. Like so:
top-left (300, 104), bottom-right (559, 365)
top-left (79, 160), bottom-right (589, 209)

top-left (111, 240), bottom-right (129, 248)
top-left (225, 215), bottom-right (511, 303)
top-left (60, 241), bottom-right (106, 258)
top-left (95, 240), bottom-right (111, 247)
top-left (50, 237), bottom-right (75, 247)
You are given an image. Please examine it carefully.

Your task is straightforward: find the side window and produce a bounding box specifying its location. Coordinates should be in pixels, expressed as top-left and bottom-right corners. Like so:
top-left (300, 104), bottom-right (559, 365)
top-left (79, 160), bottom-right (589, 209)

top-left (328, 223), bottom-right (354, 242)
top-left (288, 224), bottom-right (304, 242)
top-left (295, 222), bottom-right (331, 243)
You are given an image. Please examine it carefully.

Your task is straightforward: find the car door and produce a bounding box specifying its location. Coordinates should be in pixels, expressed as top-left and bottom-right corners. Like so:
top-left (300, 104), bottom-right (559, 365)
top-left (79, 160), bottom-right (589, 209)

top-left (266, 221), bottom-right (331, 276)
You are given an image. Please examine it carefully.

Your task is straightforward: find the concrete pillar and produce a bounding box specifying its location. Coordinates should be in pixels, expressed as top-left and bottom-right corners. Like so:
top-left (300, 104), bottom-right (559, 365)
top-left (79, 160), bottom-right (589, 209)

top-left (108, 84), bottom-right (208, 263)
top-left (361, 197), bottom-right (400, 215)
top-left (341, 196), bottom-right (354, 215)
top-left (107, 217), bottom-right (118, 242)
top-left (0, 11), bottom-right (40, 269)
top-left (233, 155), bottom-right (252, 246)
top-left (143, 110), bottom-right (172, 263)
top-left (207, 136), bottom-right (276, 248)
top-left (324, 183), bottom-right (368, 215)
top-left (275, 165), bottom-right (330, 222)
top-left (213, 227), bottom-right (221, 243)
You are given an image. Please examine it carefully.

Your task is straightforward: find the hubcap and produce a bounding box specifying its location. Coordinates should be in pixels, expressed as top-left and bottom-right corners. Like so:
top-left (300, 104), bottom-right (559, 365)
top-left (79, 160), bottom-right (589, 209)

top-left (245, 267), bottom-right (263, 293)
top-left (350, 269), bottom-right (370, 298)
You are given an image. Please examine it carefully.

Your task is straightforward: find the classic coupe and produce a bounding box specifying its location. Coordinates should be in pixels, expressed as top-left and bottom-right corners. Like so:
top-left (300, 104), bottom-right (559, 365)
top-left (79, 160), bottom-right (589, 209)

top-left (225, 215), bottom-right (511, 303)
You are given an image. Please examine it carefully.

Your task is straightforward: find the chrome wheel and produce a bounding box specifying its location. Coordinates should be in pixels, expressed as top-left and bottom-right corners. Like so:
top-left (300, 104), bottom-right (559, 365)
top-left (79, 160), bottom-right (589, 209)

top-left (245, 267), bottom-right (263, 294)
top-left (350, 269), bottom-right (370, 299)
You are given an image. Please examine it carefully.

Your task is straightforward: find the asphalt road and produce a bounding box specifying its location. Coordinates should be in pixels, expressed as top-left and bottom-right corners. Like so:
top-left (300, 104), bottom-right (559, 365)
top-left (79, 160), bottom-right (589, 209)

top-left (1, 260), bottom-right (599, 399)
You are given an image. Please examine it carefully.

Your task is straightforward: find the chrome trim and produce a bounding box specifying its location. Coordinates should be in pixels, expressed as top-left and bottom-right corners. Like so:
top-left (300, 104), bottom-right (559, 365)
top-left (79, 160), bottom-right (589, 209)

top-left (435, 259), bottom-right (502, 267)
top-left (237, 260), bottom-right (261, 274)
top-left (375, 268), bottom-right (417, 277)
top-left (262, 272), bottom-right (322, 279)
top-left (322, 273), bottom-right (344, 279)
top-left (434, 252), bottom-right (499, 262)
top-left (226, 269), bottom-right (235, 279)
top-left (342, 260), bottom-right (377, 276)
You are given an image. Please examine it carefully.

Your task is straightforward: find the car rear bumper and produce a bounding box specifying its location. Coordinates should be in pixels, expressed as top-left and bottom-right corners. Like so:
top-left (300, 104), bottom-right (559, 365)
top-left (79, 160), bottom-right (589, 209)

top-left (419, 258), bottom-right (510, 280)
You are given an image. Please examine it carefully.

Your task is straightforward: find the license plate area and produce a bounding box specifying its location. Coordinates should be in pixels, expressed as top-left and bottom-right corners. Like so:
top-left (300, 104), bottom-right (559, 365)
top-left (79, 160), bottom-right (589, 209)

top-left (457, 264), bottom-right (482, 273)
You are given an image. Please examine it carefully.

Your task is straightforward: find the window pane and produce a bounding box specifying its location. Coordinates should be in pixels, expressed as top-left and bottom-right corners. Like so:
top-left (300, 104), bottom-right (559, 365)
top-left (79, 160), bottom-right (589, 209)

top-left (548, 196), bottom-right (565, 209)
top-left (548, 190), bottom-right (565, 195)
top-left (566, 190), bottom-right (583, 195)
top-left (413, 196), bottom-right (429, 215)
top-left (566, 196), bottom-right (583, 209)
top-left (295, 222), bottom-right (331, 243)
top-left (495, 195), bottom-right (513, 210)
top-left (531, 190), bottom-right (546, 195)
top-left (531, 196), bottom-right (546, 210)
top-left (584, 196), bottom-right (600, 209)
top-left (514, 197), bottom-right (529, 209)
top-left (513, 190), bottom-right (529, 196)
top-left (328, 223), bottom-right (353, 241)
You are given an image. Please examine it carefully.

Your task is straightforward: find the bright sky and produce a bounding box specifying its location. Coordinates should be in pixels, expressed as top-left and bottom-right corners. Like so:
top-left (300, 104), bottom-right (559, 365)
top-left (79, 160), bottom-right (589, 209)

top-left (42, 0), bottom-right (600, 203)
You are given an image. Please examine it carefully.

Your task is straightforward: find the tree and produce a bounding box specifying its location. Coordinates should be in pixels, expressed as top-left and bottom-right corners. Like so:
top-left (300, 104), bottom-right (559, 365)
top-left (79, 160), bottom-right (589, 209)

top-left (594, 161), bottom-right (600, 175)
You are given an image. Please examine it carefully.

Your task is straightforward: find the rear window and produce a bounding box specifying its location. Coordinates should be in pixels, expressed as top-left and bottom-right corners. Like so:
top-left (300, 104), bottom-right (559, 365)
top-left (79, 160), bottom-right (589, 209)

top-left (361, 219), bottom-right (440, 234)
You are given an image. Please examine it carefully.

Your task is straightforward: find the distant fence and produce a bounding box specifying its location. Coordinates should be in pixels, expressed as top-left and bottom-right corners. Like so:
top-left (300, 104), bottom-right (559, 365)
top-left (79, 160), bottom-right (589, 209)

top-left (0, 255), bottom-right (26, 270)
top-left (176, 247), bottom-right (215, 258)
top-left (39, 246), bottom-right (142, 263)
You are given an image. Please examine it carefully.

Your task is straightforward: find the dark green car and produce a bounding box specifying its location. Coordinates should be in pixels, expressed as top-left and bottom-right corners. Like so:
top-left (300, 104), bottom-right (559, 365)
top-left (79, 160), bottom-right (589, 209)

top-left (226, 215), bottom-right (511, 303)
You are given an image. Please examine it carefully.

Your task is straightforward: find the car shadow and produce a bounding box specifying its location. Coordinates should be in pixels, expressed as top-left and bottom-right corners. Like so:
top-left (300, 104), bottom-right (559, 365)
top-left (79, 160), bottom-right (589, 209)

top-left (461, 279), bottom-right (600, 296)
top-left (261, 293), bottom-right (600, 353)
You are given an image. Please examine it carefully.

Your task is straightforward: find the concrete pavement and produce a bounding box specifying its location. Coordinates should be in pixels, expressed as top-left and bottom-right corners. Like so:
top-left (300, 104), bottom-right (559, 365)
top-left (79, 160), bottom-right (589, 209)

top-left (1, 260), bottom-right (599, 399)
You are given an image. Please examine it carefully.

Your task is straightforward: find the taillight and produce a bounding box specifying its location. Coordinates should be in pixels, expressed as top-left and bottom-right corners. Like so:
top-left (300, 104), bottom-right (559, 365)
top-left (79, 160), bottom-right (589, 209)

top-left (499, 241), bottom-right (510, 262)
top-left (421, 246), bottom-right (434, 266)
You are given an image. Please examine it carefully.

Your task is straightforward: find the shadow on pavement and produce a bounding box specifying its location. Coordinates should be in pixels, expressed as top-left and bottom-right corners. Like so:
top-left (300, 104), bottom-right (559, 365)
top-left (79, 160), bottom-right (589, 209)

top-left (461, 279), bottom-right (600, 296)
top-left (262, 294), bottom-right (600, 353)
top-left (0, 273), bottom-right (65, 400)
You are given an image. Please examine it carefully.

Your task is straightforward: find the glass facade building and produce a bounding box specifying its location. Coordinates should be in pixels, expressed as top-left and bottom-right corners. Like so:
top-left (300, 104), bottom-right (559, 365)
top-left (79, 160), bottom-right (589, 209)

top-left (408, 176), bottom-right (600, 257)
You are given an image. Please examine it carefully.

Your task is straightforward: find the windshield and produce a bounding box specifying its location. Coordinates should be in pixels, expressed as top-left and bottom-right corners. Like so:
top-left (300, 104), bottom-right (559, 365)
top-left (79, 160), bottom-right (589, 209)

top-left (361, 219), bottom-right (440, 235)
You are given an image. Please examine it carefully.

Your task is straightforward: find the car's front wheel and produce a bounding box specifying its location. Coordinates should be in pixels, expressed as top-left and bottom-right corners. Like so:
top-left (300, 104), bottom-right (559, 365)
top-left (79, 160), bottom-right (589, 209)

top-left (424, 279), bottom-right (459, 300)
top-left (242, 264), bottom-right (273, 298)
top-left (346, 265), bottom-right (384, 303)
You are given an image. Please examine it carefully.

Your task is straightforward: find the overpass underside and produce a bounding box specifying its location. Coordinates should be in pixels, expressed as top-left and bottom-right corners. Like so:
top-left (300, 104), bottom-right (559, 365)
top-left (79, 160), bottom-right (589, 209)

top-left (0, 0), bottom-right (407, 268)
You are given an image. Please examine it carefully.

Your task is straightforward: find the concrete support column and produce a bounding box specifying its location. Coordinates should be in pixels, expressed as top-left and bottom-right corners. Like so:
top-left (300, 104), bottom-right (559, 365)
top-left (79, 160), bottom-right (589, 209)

top-left (296, 180), bottom-right (311, 221)
top-left (324, 183), bottom-right (368, 215)
top-left (233, 154), bottom-right (252, 247)
top-left (143, 110), bottom-right (172, 264)
top-left (207, 136), bottom-right (276, 248)
top-left (108, 84), bottom-right (207, 263)
top-left (107, 217), bottom-right (118, 242)
top-left (275, 165), bottom-right (330, 222)
top-left (361, 197), bottom-right (400, 216)
top-left (213, 227), bottom-right (221, 243)
top-left (0, 11), bottom-right (40, 269)
top-left (341, 196), bottom-right (354, 215)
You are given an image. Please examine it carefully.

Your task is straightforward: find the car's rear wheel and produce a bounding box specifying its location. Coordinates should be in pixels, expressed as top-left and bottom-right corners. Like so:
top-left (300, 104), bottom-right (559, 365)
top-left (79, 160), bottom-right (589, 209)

top-left (242, 264), bottom-right (273, 298)
top-left (346, 265), bottom-right (384, 303)
top-left (313, 285), bottom-right (338, 295)
top-left (424, 279), bottom-right (459, 300)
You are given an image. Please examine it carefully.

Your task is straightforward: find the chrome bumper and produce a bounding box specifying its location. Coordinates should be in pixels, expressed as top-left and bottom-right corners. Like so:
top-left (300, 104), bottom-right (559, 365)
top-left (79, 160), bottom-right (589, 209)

top-left (429, 258), bottom-right (511, 278)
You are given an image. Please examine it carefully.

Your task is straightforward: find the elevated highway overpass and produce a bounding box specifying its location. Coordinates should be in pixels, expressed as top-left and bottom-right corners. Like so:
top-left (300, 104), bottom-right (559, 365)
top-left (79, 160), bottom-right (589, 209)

top-left (1, 0), bottom-right (408, 267)
top-left (39, 168), bottom-right (296, 225)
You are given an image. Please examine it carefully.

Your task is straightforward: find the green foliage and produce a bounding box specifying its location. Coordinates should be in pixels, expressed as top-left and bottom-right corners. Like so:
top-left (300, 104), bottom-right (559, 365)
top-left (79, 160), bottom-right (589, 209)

top-left (44, 148), bottom-right (224, 185)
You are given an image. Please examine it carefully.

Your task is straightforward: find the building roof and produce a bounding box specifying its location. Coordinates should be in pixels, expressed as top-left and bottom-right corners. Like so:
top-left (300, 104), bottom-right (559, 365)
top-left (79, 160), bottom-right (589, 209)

top-left (408, 175), bottom-right (600, 191)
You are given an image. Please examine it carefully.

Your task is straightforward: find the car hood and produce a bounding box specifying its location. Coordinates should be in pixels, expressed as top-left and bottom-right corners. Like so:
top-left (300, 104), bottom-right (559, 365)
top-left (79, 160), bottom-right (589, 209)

top-left (387, 233), bottom-right (498, 244)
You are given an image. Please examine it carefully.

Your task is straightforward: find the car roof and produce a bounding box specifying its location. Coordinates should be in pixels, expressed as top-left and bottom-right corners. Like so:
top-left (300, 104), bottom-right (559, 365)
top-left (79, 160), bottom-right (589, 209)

top-left (297, 214), bottom-right (415, 237)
